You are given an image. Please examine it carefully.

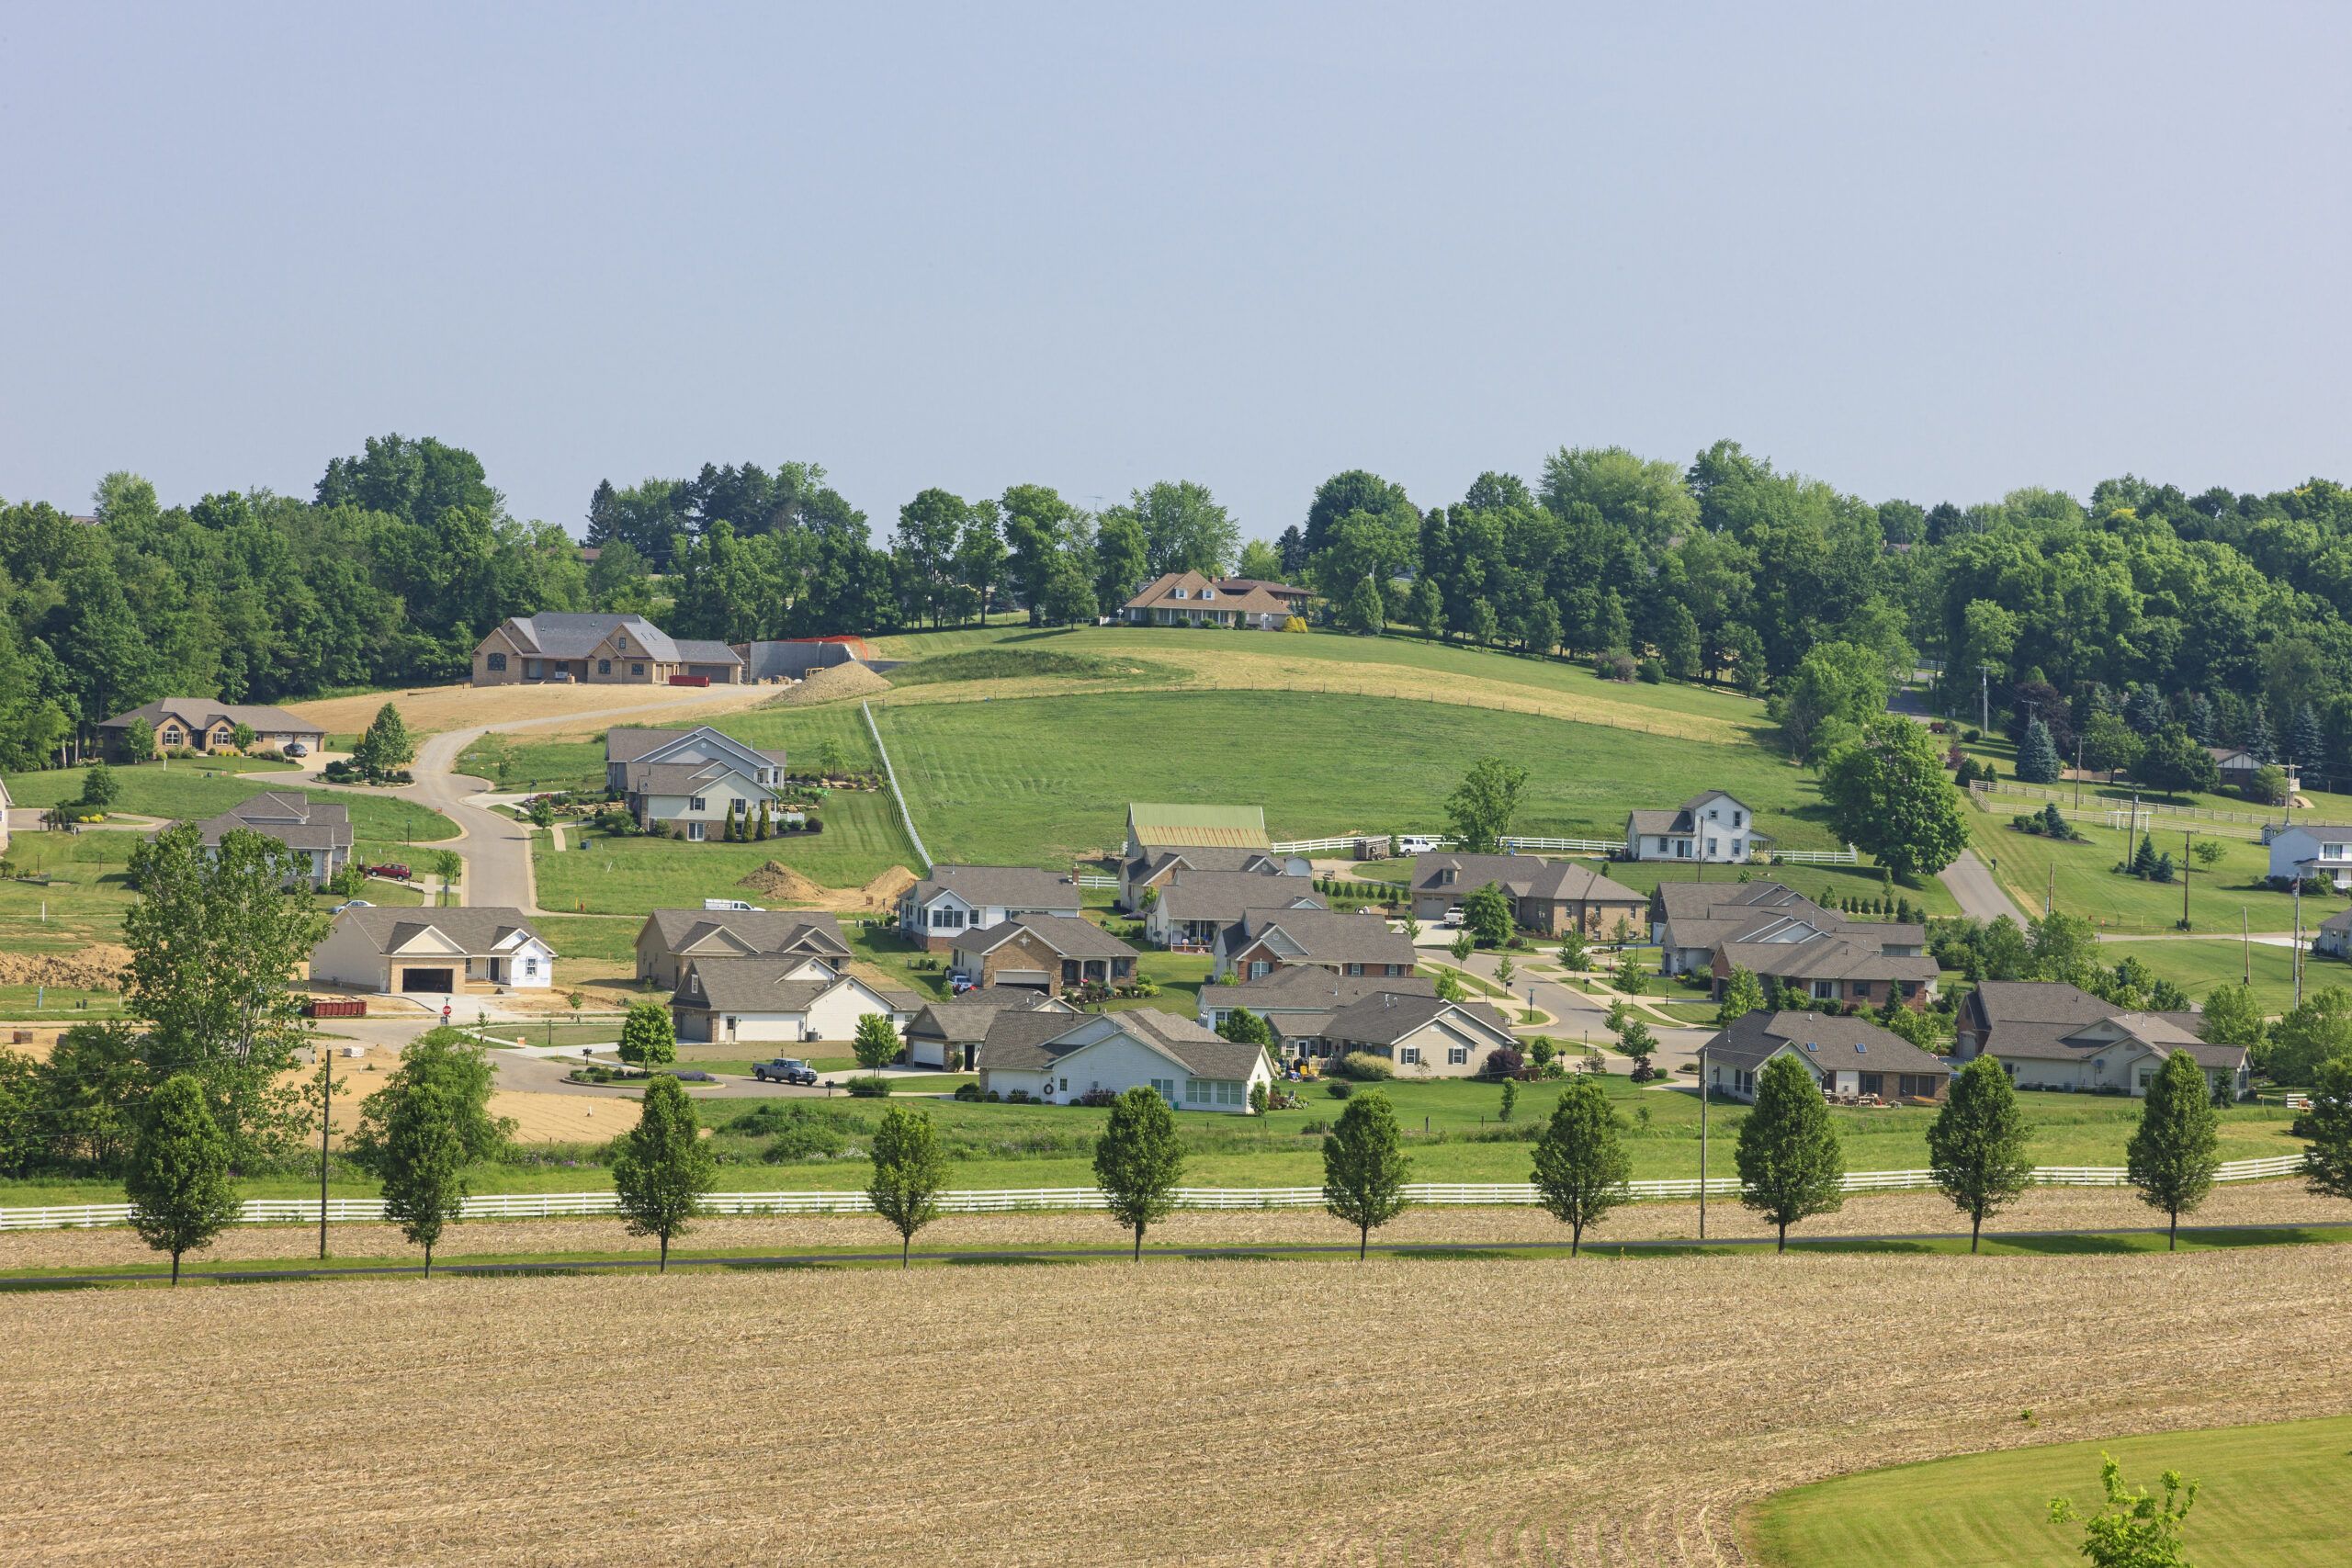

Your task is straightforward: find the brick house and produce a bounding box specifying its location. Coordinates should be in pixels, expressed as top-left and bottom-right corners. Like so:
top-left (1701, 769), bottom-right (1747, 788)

top-left (98, 699), bottom-right (325, 761)
top-left (950, 914), bottom-right (1139, 996)
top-left (1409, 852), bottom-right (1645, 937)
top-left (1120, 571), bottom-right (1308, 629)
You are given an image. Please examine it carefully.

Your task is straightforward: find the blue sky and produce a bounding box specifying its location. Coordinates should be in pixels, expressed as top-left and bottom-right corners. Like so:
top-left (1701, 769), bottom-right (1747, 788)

top-left (4, 2), bottom-right (2348, 537)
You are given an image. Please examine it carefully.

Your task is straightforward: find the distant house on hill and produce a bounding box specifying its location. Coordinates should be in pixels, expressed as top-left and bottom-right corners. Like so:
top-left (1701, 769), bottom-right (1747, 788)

top-left (1121, 571), bottom-right (1308, 629)
top-left (1623, 790), bottom-right (1766, 863)
top-left (2207, 747), bottom-right (2296, 796)
top-left (470, 613), bottom-right (741, 686)
top-left (2264, 822), bottom-right (2351, 893)
top-left (98, 699), bottom-right (324, 761)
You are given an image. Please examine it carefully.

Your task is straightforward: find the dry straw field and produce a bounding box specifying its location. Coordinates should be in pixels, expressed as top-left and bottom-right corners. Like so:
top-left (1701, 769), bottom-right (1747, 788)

top-left (4, 1232), bottom-right (2349, 1565)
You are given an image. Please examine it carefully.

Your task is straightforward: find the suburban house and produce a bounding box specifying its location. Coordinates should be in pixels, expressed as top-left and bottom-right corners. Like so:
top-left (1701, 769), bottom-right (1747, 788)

top-left (1701, 1010), bottom-right (1950, 1104)
top-left (1623, 791), bottom-right (1768, 863)
top-left (1144, 869), bottom-right (1324, 949)
top-left (469, 613), bottom-right (742, 686)
top-left (619, 757), bottom-right (776, 840)
top-left (1713, 921), bottom-right (1936, 1010)
top-left (633, 908), bottom-right (851, 990)
top-left (2264, 822), bottom-right (2352, 892)
top-left (1296, 991), bottom-right (1520, 1078)
top-left (949, 914), bottom-right (1138, 996)
top-left (2208, 747), bottom-right (2298, 796)
top-left (605, 727), bottom-right (786, 793)
top-left (2315, 908), bottom-right (2352, 960)
top-left (98, 699), bottom-right (325, 761)
top-left (193, 792), bottom-right (353, 888)
top-left (904, 991), bottom-right (1077, 1070)
top-left (899, 865), bottom-right (1084, 952)
top-left (1120, 571), bottom-right (1309, 629)
top-left (311, 908), bottom-right (555, 996)
top-left (670, 955), bottom-right (916, 1044)
top-left (1213, 908), bottom-right (1418, 983)
top-left (1952, 980), bottom-right (2251, 1100)
top-left (1409, 852), bottom-right (1646, 937)
top-left (1121, 844), bottom-right (1310, 911)
top-left (1196, 968), bottom-right (1436, 1034)
top-left (1124, 802), bottom-right (1272, 863)
top-left (975, 1008), bottom-right (1273, 1113)
top-left (1652, 881), bottom-right (1830, 972)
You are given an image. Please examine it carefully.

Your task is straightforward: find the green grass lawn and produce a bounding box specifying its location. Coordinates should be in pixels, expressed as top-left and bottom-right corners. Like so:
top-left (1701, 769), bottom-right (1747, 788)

top-left (1965, 809), bottom-right (2326, 935)
top-left (849, 690), bottom-right (1839, 868)
top-left (1603, 859), bottom-right (1962, 919)
top-left (2098, 937), bottom-right (2350, 1016)
top-left (531, 914), bottom-right (644, 965)
top-left (1747, 1415), bottom-right (2352, 1567)
top-left (458, 737), bottom-right (607, 791)
top-left (1, 762), bottom-right (458, 842)
top-left (532, 789), bottom-right (918, 914)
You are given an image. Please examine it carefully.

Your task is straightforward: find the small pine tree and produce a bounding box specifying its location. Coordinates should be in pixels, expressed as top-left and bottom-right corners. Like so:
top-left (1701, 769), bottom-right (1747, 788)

top-left (612, 1074), bottom-right (716, 1271)
top-left (2129, 835), bottom-right (2159, 879)
top-left (1093, 1086), bottom-right (1185, 1259)
top-left (125, 1073), bottom-right (241, 1285)
top-left (1928, 1056), bottom-right (2034, 1252)
top-left (1529, 1076), bottom-right (1631, 1255)
top-left (2127, 1050), bottom-right (2221, 1249)
top-left (866, 1104), bottom-right (945, 1268)
top-left (1736, 1055), bottom-right (1846, 1250)
top-left (2017, 716), bottom-right (2063, 784)
top-left (1321, 1090), bottom-right (1409, 1258)
top-left (754, 800), bottom-right (772, 840)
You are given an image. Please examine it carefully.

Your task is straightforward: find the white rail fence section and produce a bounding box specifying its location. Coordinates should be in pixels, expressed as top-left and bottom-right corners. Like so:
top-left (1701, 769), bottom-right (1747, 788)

top-left (0, 1156), bottom-right (2310, 1232)
top-left (1073, 873), bottom-right (1118, 889)
top-left (1269, 834), bottom-right (1397, 854)
top-left (1970, 779), bottom-right (2278, 837)
top-left (1498, 835), bottom-right (1620, 854)
top-left (860, 700), bottom-right (931, 872)
top-left (1770, 845), bottom-right (1861, 865)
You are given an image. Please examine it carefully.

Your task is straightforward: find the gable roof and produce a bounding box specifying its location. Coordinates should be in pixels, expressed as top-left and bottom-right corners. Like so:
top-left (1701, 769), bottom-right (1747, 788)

top-left (640, 908), bottom-right (849, 959)
top-left (1408, 852), bottom-right (1644, 906)
top-left (1966, 982), bottom-right (2234, 1064)
top-left (1198, 969), bottom-right (1439, 1015)
top-left (1121, 571), bottom-right (1299, 617)
top-left (195, 791), bottom-right (352, 852)
top-left (1154, 870), bottom-right (1325, 924)
top-left (905, 991), bottom-right (1075, 1045)
top-left (1126, 802), bottom-right (1272, 851)
top-left (493, 613), bottom-right (682, 662)
top-left (1221, 908), bottom-right (1418, 967)
top-left (906, 864), bottom-right (1082, 910)
top-left (672, 957), bottom-right (891, 1015)
top-left (981, 1008), bottom-right (1267, 1079)
top-left (1704, 1010), bottom-right (1948, 1077)
top-left (2320, 908), bottom-right (2352, 934)
top-left (101, 698), bottom-right (323, 736)
top-left (672, 638), bottom-right (743, 666)
top-left (1128, 846), bottom-right (1285, 881)
top-left (1626, 792), bottom-right (1770, 840)
top-left (1318, 991), bottom-right (1517, 1049)
top-left (954, 913), bottom-right (1137, 961)
top-left (624, 760), bottom-right (774, 799)
top-left (1715, 931), bottom-right (1937, 985)
top-left (325, 906), bottom-right (548, 957)
top-left (605, 726), bottom-right (786, 770)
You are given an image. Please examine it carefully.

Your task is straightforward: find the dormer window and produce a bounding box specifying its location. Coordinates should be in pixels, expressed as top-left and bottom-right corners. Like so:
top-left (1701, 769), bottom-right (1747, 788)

top-left (1172, 588), bottom-right (1188, 599)
top-left (1201, 588), bottom-right (1216, 599)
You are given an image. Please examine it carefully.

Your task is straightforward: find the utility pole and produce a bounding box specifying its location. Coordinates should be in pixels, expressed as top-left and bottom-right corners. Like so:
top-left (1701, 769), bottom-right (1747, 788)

top-left (2242, 907), bottom-right (2250, 985)
top-left (2294, 863), bottom-right (2309, 1008)
top-left (1697, 1039), bottom-right (1709, 1242)
top-left (1977, 664), bottom-right (2000, 738)
top-left (2045, 863), bottom-right (2054, 918)
top-left (2179, 829), bottom-right (2194, 931)
top-left (2074, 735), bottom-right (2085, 810)
top-left (318, 1043), bottom-right (333, 1260)
top-left (2124, 792), bottom-right (2142, 878)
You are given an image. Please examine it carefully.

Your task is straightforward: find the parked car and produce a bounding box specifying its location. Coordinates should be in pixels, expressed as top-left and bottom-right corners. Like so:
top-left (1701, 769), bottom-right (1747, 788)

top-left (752, 1057), bottom-right (818, 1086)
top-left (330, 900), bottom-right (373, 914)
top-left (702, 898), bottom-right (765, 912)
top-left (1441, 906), bottom-right (1464, 928)
top-left (367, 863), bottom-right (412, 881)
top-left (948, 971), bottom-right (977, 995)
top-left (283, 741), bottom-right (309, 758)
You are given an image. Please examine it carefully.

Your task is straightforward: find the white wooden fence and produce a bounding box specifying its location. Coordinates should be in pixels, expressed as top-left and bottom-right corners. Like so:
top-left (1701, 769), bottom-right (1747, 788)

top-left (1770, 845), bottom-right (1860, 865)
top-left (861, 700), bottom-right (931, 872)
top-left (0, 1156), bottom-right (2310, 1232)
top-left (1269, 834), bottom-right (1398, 854)
top-left (1499, 835), bottom-right (1621, 854)
top-left (1074, 873), bottom-right (1119, 889)
top-left (1972, 779), bottom-right (2278, 836)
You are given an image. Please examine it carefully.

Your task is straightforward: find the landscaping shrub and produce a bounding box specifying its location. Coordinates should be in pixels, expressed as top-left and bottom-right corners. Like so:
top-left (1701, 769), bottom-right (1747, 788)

top-left (761, 1122), bottom-right (847, 1162)
top-left (846, 1076), bottom-right (890, 1097)
top-left (1334, 1051), bottom-right (1394, 1081)
top-left (1326, 1080), bottom-right (1354, 1100)
top-left (1003, 1089), bottom-right (1031, 1104)
top-left (953, 1082), bottom-right (981, 1101)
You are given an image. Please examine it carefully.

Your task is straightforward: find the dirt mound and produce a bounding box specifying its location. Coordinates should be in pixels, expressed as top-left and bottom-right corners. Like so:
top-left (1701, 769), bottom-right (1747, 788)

top-left (763, 660), bottom-right (890, 707)
top-left (857, 865), bottom-right (919, 910)
top-left (0, 944), bottom-right (129, 989)
top-left (736, 861), bottom-right (832, 904)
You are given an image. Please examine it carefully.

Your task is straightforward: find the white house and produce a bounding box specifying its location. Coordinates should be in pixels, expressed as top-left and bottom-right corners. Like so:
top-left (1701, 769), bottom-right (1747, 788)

top-left (604, 726), bottom-right (787, 793)
top-left (2266, 822), bottom-right (2352, 893)
top-left (2313, 908), bottom-right (2352, 960)
top-left (898, 865), bottom-right (1082, 951)
top-left (977, 1009), bottom-right (1272, 1113)
top-left (310, 908), bottom-right (555, 995)
top-left (1300, 991), bottom-right (1521, 1078)
top-left (1623, 791), bottom-right (1767, 863)
top-left (670, 955), bottom-right (916, 1044)
top-left (620, 759), bottom-right (775, 840)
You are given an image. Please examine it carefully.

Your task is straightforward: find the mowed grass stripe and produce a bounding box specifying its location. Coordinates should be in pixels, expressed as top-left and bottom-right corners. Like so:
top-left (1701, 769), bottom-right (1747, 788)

top-left (867, 689), bottom-right (1838, 866)
top-left (1746, 1414), bottom-right (2352, 1567)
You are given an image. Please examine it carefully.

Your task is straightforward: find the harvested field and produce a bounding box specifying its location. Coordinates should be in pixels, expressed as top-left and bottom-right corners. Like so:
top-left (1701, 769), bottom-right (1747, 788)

top-left (285, 681), bottom-right (773, 738)
top-left (7, 1182), bottom-right (2346, 1272)
top-left (4, 1245), bottom-right (2348, 1565)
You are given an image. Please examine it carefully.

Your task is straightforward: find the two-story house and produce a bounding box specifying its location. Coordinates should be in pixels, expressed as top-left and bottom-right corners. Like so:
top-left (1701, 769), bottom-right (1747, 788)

top-left (193, 792), bottom-right (353, 888)
top-left (898, 865), bottom-right (1084, 952)
top-left (1623, 791), bottom-right (1768, 863)
top-left (2266, 821), bottom-right (2352, 892)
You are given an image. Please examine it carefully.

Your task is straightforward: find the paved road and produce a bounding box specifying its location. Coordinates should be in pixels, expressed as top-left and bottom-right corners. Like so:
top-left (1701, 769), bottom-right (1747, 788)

top-left (1938, 848), bottom-right (2027, 926)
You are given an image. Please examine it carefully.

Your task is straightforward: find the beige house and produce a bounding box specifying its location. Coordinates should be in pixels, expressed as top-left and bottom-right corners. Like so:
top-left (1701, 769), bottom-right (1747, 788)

top-left (1300, 991), bottom-right (1520, 1078)
top-left (1702, 1011), bottom-right (1950, 1104)
top-left (470, 614), bottom-right (742, 686)
top-left (311, 908), bottom-right (555, 996)
top-left (670, 955), bottom-right (915, 1044)
top-left (1409, 852), bottom-right (1645, 937)
top-left (633, 908), bottom-right (850, 990)
top-left (1121, 571), bottom-right (1307, 629)
top-left (98, 699), bottom-right (325, 761)
top-left (948, 914), bottom-right (1138, 996)
top-left (977, 1009), bottom-right (1272, 1113)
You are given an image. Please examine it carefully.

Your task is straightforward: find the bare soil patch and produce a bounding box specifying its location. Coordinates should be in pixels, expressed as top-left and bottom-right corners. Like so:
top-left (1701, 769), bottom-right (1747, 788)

top-left (285, 682), bottom-right (774, 738)
top-left (3, 1243), bottom-right (2346, 1565)
top-left (737, 858), bottom-right (917, 912)
top-left (0, 944), bottom-right (128, 989)
top-left (760, 660), bottom-right (891, 707)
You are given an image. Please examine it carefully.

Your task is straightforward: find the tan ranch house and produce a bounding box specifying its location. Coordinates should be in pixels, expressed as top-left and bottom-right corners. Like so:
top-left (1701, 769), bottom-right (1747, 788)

top-left (99, 699), bottom-right (325, 761)
top-left (471, 613), bottom-right (743, 685)
top-left (311, 908), bottom-right (555, 996)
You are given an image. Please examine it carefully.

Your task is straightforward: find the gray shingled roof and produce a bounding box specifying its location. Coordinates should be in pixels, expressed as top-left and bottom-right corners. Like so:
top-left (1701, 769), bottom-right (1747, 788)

top-left (606, 726), bottom-right (787, 770)
top-left (672, 957), bottom-right (891, 1015)
top-left (326, 906), bottom-right (548, 955)
top-left (1317, 991), bottom-right (1516, 1048)
top-left (625, 759), bottom-right (773, 798)
top-left (1220, 908), bottom-right (1419, 966)
top-left (1717, 934), bottom-right (1938, 985)
top-left (906, 991), bottom-right (1073, 1045)
top-left (672, 639), bottom-right (744, 665)
top-left (1704, 1010), bottom-right (1948, 1077)
top-left (101, 698), bottom-right (324, 735)
top-left (641, 908), bottom-right (849, 958)
top-left (498, 613), bottom-right (680, 661)
top-left (1129, 846), bottom-right (1283, 881)
top-left (981, 1008), bottom-right (1267, 1079)
top-left (195, 792), bottom-right (352, 852)
top-left (1408, 852), bottom-right (1644, 906)
top-left (1155, 871), bottom-right (1324, 924)
top-left (908, 864), bottom-right (1081, 909)
top-left (1198, 970), bottom-right (1438, 1014)
top-left (955, 914), bottom-right (1137, 960)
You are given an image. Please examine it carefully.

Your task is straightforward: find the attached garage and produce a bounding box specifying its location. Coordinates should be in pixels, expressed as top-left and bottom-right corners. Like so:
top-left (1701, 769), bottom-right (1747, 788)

top-left (994, 970), bottom-right (1052, 991)
top-left (399, 967), bottom-right (456, 993)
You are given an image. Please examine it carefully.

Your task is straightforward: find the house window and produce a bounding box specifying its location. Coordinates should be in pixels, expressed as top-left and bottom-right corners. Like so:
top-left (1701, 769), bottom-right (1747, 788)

top-left (524, 956), bottom-right (539, 978)
top-left (1447, 1046), bottom-right (1468, 1066)
top-left (487, 651), bottom-right (507, 671)
top-left (1344, 963), bottom-right (1363, 977)
top-left (1185, 1077), bottom-right (1208, 1100)
top-left (598, 659), bottom-right (612, 674)
top-left (163, 727), bottom-right (184, 746)
top-left (1201, 588), bottom-right (1216, 599)
top-left (1172, 588), bottom-right (1187, 599)
top-left (631, 662), bottom-right (644, 676)
top-left (1250, 960), bottom-right (1270, 979)
top-left (688, 822), bottom-right (706, 841)
top-left (689, 796), bottom-right (707, 812)
top-left (1216, 1081), bottom-right (1239, 1105)
top-left (1150, 1077), bottom-right (1176, 1100)
top-left (1860, 1073), bottom-right (1883, 1097)
top-left (1399, 1048), bottom-right (1420, 1066)
top-left (2138, 1069), bottom-right (2154, 1089)
top-left (1811, 981), bottom-right (1835, 1000)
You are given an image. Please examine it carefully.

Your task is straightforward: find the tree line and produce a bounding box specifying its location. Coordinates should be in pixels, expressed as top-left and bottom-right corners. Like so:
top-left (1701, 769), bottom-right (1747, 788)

top-left (11, 435), bottom-right (2352, 787)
